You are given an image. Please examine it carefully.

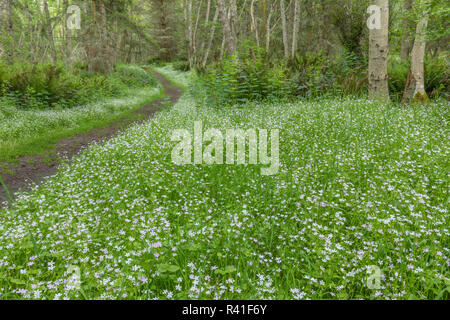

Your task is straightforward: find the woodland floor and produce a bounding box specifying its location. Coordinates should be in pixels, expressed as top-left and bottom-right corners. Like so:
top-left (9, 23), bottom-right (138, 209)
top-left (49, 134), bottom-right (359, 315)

top-left (0, 72), bottom-right (182, 205)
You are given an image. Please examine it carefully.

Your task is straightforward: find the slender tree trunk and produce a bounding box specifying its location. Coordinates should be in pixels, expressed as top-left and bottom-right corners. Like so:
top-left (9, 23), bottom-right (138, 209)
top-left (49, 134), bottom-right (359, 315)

top-left (0, 1), bottom-right (5, 60)
top-left (250, 0), bottom-right (259, 46)
top-left (64, 0), bottom-right (73, 64)
top-left (368, 0), bottom-right (390, 102)
top-left (184, 0), bottom-right (193, 67)
top-left (261, 0), bottom-right (267, 50)
top-left (291, 0), bottom-right (300, 59)
top-left (97, 0), bottom-right (111, 73)
top-left (25, 3), bottom-right (35, 63)
top-left (43, 0), bottom-right (57, 63)
top-left (220, 32), bottom-right (226, 60)
top-left (199, 0), bottom-right (211, 63)
top-left (280, 0), bottom-right (289, 58)
top-left (4, 0), bottom-right (14, 62)
top-left (265, 2), bottom-right (276, 53)
top-left (217, 0), bottom-right (235, 56)
top-left (230, 0), bottom-right (238, 43)
top-left (403, 15), bottom-right (429, 103)
top-left (99, 0), bottom-right (107, 44)
top-left (203, 7), bottom-right (219, 68)
top-left (400, 0), bottom-right (413, 60)
top-left (192, 0), bottom-right (204, 67)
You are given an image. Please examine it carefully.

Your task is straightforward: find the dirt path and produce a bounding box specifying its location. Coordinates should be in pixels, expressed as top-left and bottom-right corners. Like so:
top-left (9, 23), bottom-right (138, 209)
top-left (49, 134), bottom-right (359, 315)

top-left (0, 71), bottom-right (182, 206)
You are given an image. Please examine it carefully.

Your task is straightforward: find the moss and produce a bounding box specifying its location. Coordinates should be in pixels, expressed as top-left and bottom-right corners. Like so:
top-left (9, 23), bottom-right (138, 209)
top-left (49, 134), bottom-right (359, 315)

top-left (411, 91), bottom-right (430, 104)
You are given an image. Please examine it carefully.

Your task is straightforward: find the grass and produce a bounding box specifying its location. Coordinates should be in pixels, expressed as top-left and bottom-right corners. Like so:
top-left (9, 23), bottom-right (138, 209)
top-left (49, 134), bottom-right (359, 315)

top-left (0, 81), bottom-right (163, 166)
top-left (0, 67), bottom-right (448, 300)
top-left (0, 176), bottom-right (12, 204)
top-left (152, 64), bottom-right (193, 90)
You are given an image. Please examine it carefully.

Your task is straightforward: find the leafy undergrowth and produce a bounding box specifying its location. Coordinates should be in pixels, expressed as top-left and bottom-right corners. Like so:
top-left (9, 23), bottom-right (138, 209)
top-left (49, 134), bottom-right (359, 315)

top-left (0, 66), bottom-right (163, 163)
top-left (0, 69), bottom-right (448, 299)
top-left (0, 63), bottom-right (159, 110)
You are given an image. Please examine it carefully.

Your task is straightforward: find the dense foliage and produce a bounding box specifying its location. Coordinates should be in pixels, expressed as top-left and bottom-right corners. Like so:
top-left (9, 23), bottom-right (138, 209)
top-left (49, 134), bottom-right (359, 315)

top-left (0, 63), bottom-right (158, 110)
top-left (195, 49), bottom-right (449, 106)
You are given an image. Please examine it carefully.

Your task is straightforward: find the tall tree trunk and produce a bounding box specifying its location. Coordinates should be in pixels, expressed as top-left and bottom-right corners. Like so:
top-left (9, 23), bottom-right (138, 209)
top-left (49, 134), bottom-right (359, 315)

top-left (368, 0), bottom-right (390, 102)
top-left (99, 0), bottom-right (107, 44)
top-left (199, 0), bottom-right (211, 63)
top-left (99, 0), bottom-right (111, 71)
top-left (400, 0), bottom-right (413, 60)
top-left (280, 0), bottom-right (289, 58)
top-left (230, 0), bottom-right (238, 44)
top-left (291, 0), bottom-right (300, 59)
top-left (192, 0), bottom-right (204, 67)
top-left (250, 0), bottom-right (259, 47)
top-left (184, 0), bottom-right (193, 67)
top-left (203, 7), bottom-right (219, 68)
top-left (403, 15), bottom-right (429, 103)
top-left (64, 0), bottom-right (73, 64)
top-left (43, 0), bottom-right (57, 63)
top-left (217, 0), bottom-right (235, 56)
top-left (25, 3), bottom-right (35, 63)
top-left (261, 0), bottom-right (267, 50)
top-left (265, 2), bottom-right (276, 53)
top-left (0, 1), bottom-right (5, 60)
top-left (4, 0), bottom-right (14, 62)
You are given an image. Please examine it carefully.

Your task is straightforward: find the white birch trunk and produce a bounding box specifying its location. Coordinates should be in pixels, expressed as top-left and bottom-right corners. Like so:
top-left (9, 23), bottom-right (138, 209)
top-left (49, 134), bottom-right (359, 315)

top-left (291, 0), bottom-right (300, 59)
top-left (403, 15), bottom-right (429, 103)
top-left (368, 0), bottom-right (390, 102)
top-left (280, 0), bottom-right (289, 58)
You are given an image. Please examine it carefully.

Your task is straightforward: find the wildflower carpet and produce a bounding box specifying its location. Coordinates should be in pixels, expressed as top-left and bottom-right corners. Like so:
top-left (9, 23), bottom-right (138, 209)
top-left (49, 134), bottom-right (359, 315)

top-left (0, 67), bottom-right (448, 300)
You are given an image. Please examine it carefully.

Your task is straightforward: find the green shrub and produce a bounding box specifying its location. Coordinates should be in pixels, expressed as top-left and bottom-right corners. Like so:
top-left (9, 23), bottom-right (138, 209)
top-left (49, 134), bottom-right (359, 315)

top-left (286, 50), bottom-right (368, 98)
top-left (147, 57), bottom-right (167, 67)
top-left (196, 49), bottom-right (371, 106)
top-left (172, 61), bottom-right (191, 72)
top-left (113, 64), bottom-right (158, 88)
top-left (197, 49), bottom-right (447, 106)
top-left (424, 56), bottom-right (449, 99)
top-left (0, 63), bottom-right (157, 110)
top-left (195, 46), bottom-right (290, 106)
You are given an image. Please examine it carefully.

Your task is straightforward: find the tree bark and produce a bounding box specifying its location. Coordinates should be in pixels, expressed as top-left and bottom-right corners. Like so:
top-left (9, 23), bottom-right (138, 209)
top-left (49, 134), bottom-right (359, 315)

top-left (265, 1), bottom-right (276, 53)
top-left (280, 0), bottom-right (289, 58)
top-left (64, 0), bottom-right (73, 64)
top-left (291, 0), bottom-right (300, 59)
top-left (400, 0), bottom-right (413, 60)
top-left (403, 15), bottom-right (429, 103)
top-left (184, 0), bottom-right (193, 67)
top-left (24, 3), bottom-right (35, 63)
top-left (261, 0), bottom-right (267, 50)
top-left (217, 0), bottom-right (235, 56)
top-left (43, 0), bottom-right (57, 64)
top-left (192, 0), bottom-right (204, 66)
top-left (203, 7), bottom-right (219, 68)
top-left (5, 0), bottom-right (14, 62)
top-left (198, 0), bottom-right (211, 63)
top-left (250, 0), bottom-right (259, 47)
top-left (230, 0), bottom-right (238, 44)
top-left (368, 0), bottom-right (390, 102)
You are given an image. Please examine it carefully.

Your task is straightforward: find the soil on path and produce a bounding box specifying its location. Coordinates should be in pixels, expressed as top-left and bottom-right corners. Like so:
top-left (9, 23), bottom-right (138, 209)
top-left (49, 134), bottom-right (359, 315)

top-left (0, 71), bottom-right (182, 206)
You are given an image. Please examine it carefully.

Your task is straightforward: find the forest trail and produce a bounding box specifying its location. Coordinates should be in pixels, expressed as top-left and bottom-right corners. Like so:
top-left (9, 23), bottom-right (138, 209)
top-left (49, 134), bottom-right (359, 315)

top-left (0, 71), bottom-right (182, 206)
